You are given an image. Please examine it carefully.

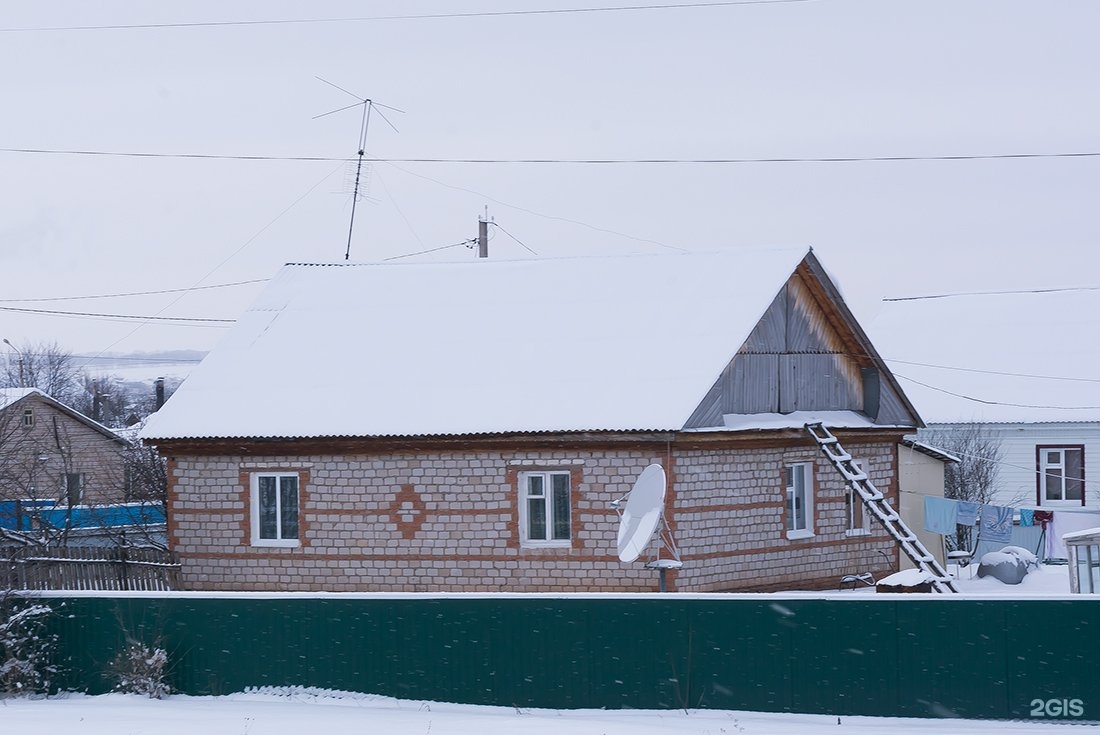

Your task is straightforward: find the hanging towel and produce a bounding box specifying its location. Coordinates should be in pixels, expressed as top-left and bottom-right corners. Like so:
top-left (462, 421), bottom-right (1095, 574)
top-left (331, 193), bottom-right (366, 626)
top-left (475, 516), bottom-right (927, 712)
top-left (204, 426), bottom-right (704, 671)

top-left (956, 501), bottom-right (980, 526)
top-left (980, 504), bottom-right (1014, 544)
top-left (923, 496), bottom-right (958, 534)
top-left (1019, 508), bottom-right (1035, 527)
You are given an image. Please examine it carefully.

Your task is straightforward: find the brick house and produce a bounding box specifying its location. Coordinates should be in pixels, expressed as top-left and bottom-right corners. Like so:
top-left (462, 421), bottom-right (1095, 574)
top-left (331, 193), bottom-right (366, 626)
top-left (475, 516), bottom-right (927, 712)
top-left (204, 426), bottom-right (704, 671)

top-left (0, 388), bottom-right (131, 541)
top-left (142, 248), bottom-right (932, 592)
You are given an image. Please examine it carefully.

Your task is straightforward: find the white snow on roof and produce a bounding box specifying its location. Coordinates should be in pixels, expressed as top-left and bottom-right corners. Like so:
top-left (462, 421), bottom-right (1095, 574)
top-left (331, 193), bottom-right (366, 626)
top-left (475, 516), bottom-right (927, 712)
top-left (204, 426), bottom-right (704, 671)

top-left (683, 410), bottom-right (907, 433)
top-left (867, 289), bottom-right (1100, 424)
top-left (0, 386), bottom-right (42, 411)
top-left (142, 249), bottom-right (813, 440)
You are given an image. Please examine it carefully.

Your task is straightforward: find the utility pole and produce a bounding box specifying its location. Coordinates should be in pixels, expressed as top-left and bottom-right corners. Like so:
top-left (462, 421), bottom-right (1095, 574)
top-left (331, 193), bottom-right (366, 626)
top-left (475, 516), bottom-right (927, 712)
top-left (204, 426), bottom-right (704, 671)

top-left (3, 338), bottom-right (25, 387)
top-left (478, 216), bottom-right (489, 259)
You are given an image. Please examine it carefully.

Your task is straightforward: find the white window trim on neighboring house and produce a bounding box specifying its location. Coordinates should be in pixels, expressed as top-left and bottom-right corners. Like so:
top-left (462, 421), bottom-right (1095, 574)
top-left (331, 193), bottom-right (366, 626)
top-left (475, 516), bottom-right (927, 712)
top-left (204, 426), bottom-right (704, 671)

top-left (250, 472), bottom-right (301, 548)
top-left (785, 462), bottom-right (815, 540)
top-left (62, 472), bottom-right (84, 506)
top-left (518, 470), bottom-right (572, 548)
top-left (844, 460), bottom-right (871, 537)
top-left (1037, 445), bottom-right (1085, 506)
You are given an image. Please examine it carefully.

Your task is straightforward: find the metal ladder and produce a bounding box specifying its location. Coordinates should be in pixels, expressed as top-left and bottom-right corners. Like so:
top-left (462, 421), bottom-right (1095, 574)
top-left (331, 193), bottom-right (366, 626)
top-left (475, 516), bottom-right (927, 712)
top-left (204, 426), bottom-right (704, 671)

top-left (805, 422), bottom-right (958, 593)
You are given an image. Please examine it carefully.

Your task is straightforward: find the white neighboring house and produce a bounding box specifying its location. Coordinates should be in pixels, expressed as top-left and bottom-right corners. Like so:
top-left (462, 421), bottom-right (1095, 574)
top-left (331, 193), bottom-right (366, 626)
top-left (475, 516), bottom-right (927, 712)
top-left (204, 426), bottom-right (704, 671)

top-left (869, 288), bottom-right (1100, 511)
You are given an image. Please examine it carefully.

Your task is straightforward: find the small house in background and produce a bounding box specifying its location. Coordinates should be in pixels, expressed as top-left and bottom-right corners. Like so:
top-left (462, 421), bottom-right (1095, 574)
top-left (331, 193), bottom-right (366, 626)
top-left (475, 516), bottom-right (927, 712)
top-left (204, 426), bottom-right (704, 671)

top-left (0, 387), bottom-right (165, 546)
top-left (143, 248), bottom-right (938, 593)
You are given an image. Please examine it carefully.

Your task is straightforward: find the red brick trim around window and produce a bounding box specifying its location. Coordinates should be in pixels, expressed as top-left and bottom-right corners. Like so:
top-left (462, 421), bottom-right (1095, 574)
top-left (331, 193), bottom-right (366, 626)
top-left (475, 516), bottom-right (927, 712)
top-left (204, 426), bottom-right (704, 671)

top-left (504, 465), bottom-right (585, 551)
top-left (238, 467), bottom-right (312, 548)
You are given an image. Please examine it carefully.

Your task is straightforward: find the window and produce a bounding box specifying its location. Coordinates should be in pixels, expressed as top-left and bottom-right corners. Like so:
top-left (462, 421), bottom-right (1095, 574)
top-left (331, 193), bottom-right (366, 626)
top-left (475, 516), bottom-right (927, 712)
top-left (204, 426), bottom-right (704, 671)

top-left (1038, 446), bottom-right (1084, 505)
top-left (519, 471), bottom-right (571, 546)
top-left (63, 473), bottom-right (83, 505)
top-left (844, 461), bottom-right (870, 536)
top-left (250, 473), bottom-right (300, 547)
top-left (785, 463), bottom-right (814, 539)
top-left (21, 408), bottom-right (33, 428)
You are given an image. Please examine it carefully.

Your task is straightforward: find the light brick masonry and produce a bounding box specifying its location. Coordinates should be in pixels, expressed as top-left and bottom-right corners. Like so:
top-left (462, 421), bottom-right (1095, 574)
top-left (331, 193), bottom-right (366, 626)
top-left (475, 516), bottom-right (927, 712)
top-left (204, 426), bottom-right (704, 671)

top-left (167, 436), bottom-right (899, 593)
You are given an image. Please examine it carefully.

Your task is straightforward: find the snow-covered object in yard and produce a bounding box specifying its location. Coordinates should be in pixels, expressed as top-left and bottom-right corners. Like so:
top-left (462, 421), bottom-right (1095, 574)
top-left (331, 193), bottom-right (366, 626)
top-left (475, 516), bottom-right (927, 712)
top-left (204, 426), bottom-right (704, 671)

top-left (976, 551), bottom-right (1030, 585)
top-left (877, 569), bottom-right (936, 587)
top-left (999, 545), bottom-right (1039, 569)
top-left (143, 248), bottom-right (898, 440)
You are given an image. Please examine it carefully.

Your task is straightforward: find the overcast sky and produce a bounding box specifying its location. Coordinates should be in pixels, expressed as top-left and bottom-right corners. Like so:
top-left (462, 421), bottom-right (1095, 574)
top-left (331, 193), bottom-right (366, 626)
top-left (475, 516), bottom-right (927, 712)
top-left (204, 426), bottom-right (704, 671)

top-left (2, 0), bottom-right (1098, 364)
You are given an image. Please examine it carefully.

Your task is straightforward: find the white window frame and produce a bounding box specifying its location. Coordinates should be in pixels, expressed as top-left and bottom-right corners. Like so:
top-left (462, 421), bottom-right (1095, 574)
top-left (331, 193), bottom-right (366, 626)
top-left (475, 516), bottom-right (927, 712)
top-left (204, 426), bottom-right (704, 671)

top-left (785, 462), bottom-right (815, 540)
top-left (1039, 446), bottom-right (1084, 504)
top-left (22, 408), bottom-right (34, 428)
top-left (250, 472), bottom-right (301, 548)
top-left (844, 460), bottom-right (871, 537)
top-left (518, 470), bottom-right (572, 548)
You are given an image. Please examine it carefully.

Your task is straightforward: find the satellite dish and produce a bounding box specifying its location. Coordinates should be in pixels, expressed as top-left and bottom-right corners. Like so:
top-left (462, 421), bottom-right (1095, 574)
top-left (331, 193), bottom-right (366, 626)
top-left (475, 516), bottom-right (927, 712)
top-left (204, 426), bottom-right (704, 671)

top-left (617, 464), bottom-right (667, 563)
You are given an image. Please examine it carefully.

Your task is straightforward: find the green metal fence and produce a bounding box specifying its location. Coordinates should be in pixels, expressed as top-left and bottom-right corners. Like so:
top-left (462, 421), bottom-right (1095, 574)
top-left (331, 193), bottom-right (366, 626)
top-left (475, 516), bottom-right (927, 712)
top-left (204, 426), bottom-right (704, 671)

top-left (41, 595), bottom-right (1100, 720)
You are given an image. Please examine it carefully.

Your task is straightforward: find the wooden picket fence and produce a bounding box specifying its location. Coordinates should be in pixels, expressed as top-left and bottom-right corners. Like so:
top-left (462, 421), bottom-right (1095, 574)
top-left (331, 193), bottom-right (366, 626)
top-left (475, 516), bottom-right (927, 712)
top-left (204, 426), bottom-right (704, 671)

top-left (4, 546), bottom-right (181, 591)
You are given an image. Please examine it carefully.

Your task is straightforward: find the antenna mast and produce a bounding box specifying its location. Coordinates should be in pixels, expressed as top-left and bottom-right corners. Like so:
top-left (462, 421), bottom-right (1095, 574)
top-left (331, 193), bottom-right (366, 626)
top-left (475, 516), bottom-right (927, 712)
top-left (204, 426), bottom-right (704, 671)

top-left (313, 77), bottom-right (403, 261)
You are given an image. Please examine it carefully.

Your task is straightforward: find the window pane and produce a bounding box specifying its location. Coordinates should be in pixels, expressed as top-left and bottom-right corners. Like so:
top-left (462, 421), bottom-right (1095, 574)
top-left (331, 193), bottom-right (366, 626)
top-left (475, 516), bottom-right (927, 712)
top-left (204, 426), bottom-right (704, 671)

top-left (258, 476), bottom-right (277, 539)
top-left (280, 476), bottom-right (299, 539)
top-left (551, 473), bottom-right (570, 540)
top-left (787, 465), bottom-right (805, 531)
top-left (1066, 450), bottom-right (1084, 501)
top-left (1045, 471), bottom-right (1064, 501)
top-left (527, 475), bottom-right (544, 497)
top-left (1047, 451), bottom-right (1061, 465)
top-left (528, 497), bottom-right (546, 540)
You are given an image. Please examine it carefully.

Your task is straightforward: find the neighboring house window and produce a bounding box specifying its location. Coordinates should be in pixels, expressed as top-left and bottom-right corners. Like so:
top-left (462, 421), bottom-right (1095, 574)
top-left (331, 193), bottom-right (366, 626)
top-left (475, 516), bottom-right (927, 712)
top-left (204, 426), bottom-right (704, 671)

top-left (22, 408), bottom-right (34, 428)
top-left (844, 460), bottom-right (870, 536)
top-left (250, 473), bottom-right (300, 547)
top-left (1038, 446), bottom-right (1085, 505)
top-left (785, 463), bottom-right (814, 539)
top-left (63, 473), bottom-right (84, 505)
top-left (519, 470), bottom-right (571, 546)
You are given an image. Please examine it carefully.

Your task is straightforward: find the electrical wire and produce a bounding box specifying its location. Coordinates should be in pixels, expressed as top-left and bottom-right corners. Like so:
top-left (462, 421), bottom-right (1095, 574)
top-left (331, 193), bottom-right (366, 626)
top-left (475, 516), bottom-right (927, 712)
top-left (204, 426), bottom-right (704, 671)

top-left (489, 222), bottom-right (538, 255)
top-left (0, 305), bottom-right (234, 323)
top-left (383, 239), bottom-right (477, 261)
top-left (884, 358), bottom-right (1100, 385)
top-left (0, 278), bottom-right (268, 303)
top-left (884, 285), bottom-right (1100, 302)
top-left (4, 146), bottom-right (1100, 166)
top-left (0, 1), bottom-right (819, 33)
top-left (893, 373), bottom-right (1100, 411)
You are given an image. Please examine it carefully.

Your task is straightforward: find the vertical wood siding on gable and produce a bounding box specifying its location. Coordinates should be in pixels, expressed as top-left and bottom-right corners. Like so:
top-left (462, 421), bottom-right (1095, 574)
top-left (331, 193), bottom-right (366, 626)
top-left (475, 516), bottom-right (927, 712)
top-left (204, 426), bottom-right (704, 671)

top-left (684, 273), bottom-right (874, 427)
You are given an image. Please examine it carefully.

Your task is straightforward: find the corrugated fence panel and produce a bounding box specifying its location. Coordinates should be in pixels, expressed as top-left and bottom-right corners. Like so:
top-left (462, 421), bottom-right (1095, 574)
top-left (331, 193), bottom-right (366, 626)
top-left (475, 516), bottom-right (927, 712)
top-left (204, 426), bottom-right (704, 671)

top-left (40, 595), bottom-right (1100, 721)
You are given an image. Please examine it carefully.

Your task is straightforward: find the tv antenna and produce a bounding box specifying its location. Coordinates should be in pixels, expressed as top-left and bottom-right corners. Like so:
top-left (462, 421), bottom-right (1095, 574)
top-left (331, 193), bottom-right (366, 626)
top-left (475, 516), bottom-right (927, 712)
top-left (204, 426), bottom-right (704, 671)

top-left (313, 77), bottom-right (404, 260)
top-left (613, 463), bottom-right (682, 591)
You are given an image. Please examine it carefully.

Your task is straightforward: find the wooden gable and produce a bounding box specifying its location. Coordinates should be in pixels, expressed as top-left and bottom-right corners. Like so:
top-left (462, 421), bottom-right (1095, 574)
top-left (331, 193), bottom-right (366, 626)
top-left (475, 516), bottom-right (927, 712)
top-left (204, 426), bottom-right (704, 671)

top-left (684, 255), bottom-right (919, 429)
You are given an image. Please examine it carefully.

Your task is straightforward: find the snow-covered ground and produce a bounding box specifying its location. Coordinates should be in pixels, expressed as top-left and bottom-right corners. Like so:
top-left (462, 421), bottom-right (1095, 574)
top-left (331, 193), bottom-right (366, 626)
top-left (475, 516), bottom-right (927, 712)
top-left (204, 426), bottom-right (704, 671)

top-left (0, 688), bottom-right (1085, 734)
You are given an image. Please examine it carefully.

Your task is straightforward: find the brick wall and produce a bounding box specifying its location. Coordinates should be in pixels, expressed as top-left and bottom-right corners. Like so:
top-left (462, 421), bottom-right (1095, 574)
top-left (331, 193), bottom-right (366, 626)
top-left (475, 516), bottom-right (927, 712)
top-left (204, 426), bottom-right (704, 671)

top-left (168, 438), bottom-right (899, 592)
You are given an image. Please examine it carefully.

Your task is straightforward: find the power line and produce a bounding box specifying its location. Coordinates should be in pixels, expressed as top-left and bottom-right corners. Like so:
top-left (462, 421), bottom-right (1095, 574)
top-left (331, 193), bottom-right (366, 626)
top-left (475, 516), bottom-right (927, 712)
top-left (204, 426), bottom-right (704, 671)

top-left (5, 350), bottom-right (204, 363)
top-left (4, 146), bottom-right (1100, 166)
top-left (0, 308), bottom-right (234, 323)
top-left (884, 285), bottom-right (1100, 302)
top-left (893, 373), bottom-right (1100, 411)
top-left (0, 1), bottom-right (818, 33)
top-left (383, 239), bottom-right (477, 261)
top-left (489, 222), bottom-right (539, 255)
top-left (0, 278), bottom-right (268, 303)
top-left (884, 358), bottom-right (1100, 385)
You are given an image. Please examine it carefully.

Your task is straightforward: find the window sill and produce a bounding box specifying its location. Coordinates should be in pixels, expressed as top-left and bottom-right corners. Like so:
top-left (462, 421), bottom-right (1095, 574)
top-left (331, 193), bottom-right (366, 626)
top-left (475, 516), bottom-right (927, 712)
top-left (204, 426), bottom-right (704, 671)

top-left (786, 530), bottom-right (816, 541)
top-left (845, 529), bottom-right (871, 537)
top-left (251, 539), bottom-right (300, 548)
top-left (520, 541), bottom-right (572, 550)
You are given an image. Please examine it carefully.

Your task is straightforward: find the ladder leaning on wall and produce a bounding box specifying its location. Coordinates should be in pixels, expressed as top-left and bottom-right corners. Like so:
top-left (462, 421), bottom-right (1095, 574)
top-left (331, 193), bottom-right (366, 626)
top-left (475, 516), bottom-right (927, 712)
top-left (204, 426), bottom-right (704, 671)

top-left (805, 422), bottom-right (958, 594)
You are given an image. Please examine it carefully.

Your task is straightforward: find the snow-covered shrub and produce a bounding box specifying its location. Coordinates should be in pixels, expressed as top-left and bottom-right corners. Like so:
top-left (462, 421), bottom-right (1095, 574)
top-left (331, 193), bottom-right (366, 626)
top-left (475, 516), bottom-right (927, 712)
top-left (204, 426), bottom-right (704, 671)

top-left (108, 641), bottom-right (171, 699)
top-left (0, 593), bottom-right (56, 697)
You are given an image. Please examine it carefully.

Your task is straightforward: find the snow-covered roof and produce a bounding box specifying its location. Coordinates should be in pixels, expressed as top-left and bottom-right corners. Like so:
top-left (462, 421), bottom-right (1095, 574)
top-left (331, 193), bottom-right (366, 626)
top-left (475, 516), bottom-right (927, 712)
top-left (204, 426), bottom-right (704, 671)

top-left (0, 387), bottom-right (127, 443)
top-left (0, 386), bottom-right (40, 412)
top-left (899, 439), bottom-right (960, 464)
top-left (868, 289), bottom-right (1100, 424)
top-left (143, 248), bottom-right (827, 441)
top-left (683, 410), bottom-right (909, 433)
